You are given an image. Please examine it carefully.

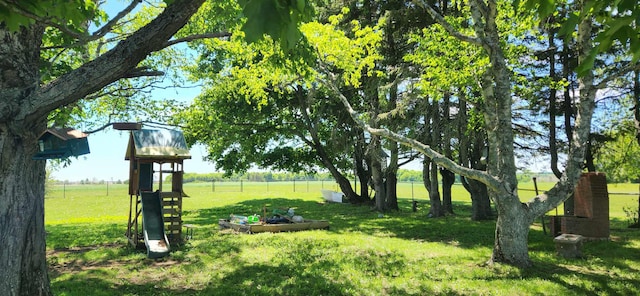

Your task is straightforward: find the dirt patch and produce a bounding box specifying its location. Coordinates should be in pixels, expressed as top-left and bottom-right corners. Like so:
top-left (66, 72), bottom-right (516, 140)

top-left (48, 243), bottom-right (182, 276)
top-left (47, 243), bottom-right (122, 255)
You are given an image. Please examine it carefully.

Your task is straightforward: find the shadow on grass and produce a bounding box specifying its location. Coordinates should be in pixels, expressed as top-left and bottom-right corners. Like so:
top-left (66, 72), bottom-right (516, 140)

top-left (47, 197), bottom-right (640, 295)
top-left (46, 223), bottom-right (126, 250)
top-left (183, 197), bottom-right (498, 249)
top-left (522, 257), bottom-right (640, 295)
top-left (52, 273), bottom-right (202, 296)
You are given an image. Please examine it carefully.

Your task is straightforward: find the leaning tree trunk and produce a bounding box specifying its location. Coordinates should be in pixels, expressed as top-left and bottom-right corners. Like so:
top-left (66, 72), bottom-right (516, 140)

top-left (314, 142), bottom-right (359, 202)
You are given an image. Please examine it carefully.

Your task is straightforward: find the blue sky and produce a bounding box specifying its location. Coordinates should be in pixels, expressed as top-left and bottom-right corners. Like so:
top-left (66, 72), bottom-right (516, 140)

top-left (50, 2), bottom-right (217, 182)
top-left (49, 1), bottom-right (546, 182)
top-left (49, 84), bottom-right (219, 182)
top-left (50, 130), bottom-right (216, 182)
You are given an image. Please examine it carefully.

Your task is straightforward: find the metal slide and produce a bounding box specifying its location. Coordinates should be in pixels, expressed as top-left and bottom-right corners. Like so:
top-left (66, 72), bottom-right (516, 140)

top-left (141, 191), bottom-right (170, 259)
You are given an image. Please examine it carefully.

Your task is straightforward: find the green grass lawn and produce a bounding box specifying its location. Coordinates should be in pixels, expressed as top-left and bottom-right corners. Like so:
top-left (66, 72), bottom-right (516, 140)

top-left (45, 181), bottom-right (640, 295)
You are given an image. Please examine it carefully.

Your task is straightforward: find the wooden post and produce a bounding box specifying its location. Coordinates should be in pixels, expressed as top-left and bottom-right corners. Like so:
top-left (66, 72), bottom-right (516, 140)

top-left (533, 177), bottom-right (547, 235)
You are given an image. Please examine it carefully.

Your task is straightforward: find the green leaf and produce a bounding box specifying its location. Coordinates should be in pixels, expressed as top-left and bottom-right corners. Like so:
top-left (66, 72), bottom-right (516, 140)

top-left (296, 0), bottom-right (305, 12)
top-left (558, 12), bottom-right (579, 39)
top-left (240, 0), bottom-right (312, 50)
top-left (630, 35), bottom-right (640, 62)
top-left (617, 0), bottom-right (636, 13)
top-left (604, 16), bottom-right (634, 37)
top-left (537, 0), bottom-right (556, 18)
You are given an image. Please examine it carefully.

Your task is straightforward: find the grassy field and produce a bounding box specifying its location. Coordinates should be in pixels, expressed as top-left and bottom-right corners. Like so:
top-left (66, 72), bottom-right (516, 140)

top-left (45, 181), bottom-right (640, 295)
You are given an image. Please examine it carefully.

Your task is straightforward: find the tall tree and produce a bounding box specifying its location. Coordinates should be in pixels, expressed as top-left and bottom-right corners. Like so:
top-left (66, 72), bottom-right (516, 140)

top-left (317, 0), bottom-right (613, 267)
top-left (0, 1), bottom-right (207, 293)
top-left (0, 0), bottom-right (310, 293)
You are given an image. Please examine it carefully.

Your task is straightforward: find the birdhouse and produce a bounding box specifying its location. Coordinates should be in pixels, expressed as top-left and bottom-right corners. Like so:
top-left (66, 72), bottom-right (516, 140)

top-left (33, 128), bottom-right (90, 160)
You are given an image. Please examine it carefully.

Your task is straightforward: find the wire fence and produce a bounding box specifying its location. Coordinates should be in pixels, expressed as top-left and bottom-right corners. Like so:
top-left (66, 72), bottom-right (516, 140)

top-left (210, 179), bottom-right (348, 193)
top-left (49, 179), bottom-right (640, 202)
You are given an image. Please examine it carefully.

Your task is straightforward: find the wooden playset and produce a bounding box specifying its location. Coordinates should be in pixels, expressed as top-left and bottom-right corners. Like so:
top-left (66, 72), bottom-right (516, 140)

top-left (123, 129), bottom-right (191, 254)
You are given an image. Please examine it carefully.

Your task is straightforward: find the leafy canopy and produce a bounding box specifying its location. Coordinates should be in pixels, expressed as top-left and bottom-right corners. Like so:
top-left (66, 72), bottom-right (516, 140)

top-left (0, 0), bottom-right (98, 31)
top-left (239, 0), bottom-right (314, 51)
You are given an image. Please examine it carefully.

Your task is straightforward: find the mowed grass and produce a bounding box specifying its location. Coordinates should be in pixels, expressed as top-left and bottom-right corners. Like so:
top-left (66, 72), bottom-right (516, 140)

top-left (45, 181), bottom-right (640, 295)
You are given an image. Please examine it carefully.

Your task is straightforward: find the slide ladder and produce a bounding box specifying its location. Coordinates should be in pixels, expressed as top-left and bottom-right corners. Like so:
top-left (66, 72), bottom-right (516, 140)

top-left (141, 191), bottom-right (170, 258)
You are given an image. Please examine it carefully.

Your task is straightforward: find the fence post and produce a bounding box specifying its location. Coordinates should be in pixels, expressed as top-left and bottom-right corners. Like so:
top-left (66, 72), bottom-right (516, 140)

top-left (212, 179), bottom-right (215, 192)
top-left (293, 179), bottom-right (296, 192)
top-left (411, 181), bottom-right (414, 199)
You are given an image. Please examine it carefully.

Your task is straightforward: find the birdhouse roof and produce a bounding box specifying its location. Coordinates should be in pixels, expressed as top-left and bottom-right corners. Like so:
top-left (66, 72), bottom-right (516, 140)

top-left (40, 128), bottom-right (88, 140)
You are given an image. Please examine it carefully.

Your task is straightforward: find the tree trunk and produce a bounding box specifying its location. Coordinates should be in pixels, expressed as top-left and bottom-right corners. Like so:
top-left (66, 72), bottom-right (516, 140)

top-left (0, 125), bottom-right (50, 296)
top-left (385, 169), bottom-right (398, 210)
top-left (462, 176), bottom-right (493, 221)
top-left (354, 131), bottom-right (371, 202)
top-left (370, 136), bottom-right (387, 211)
top-left (469, 0), bottom-right (522, 266)
top-left (548, 31), bottom-right (563, 179)
top-left (423, 97), bottom-right (444, 217)
top-left (1, 1), bottom-right (206, 293)
top-left (584, 137), bottom-right (596, 171)
top-left (423, 159), bottom-right (443, 217)
top-left (634, 69), bottom-right (640, 146)
top-left (385, 141), bottom-right (399, 210)
top-left (441, 94), bottom-right (454, 214)
top-left (314, 142), bottom-right (359, 202)
top-left (457, 92), bottom-right (491, 220)
top-left (1, 21), bottom-right (51, 296)
top-left (491, 194), bottom-right (532, 267)
top-left (440, 168), bottom-right (455, 214)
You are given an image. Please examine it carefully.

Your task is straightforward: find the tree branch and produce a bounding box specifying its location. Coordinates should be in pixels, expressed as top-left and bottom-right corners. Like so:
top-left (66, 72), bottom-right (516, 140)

top-left (83, 122), bottom-right (116, 134)
top-left (414, 0), bottom-right (483, 45)
top-left (22, 0), bottom-right (207, 122)
top-left (34, 0), bottom-right (142, 50)
top-left (0, 0), bottom-right (87, 40)
top-left (318, 64), bottom-right (502, 192)
top-left (164, 32), bottom-right (232, 47)
top-left (92, 0), bottom-right (143, 39)
top-left (122, 67), bottom-right (165, 79)
top-left (595, 61), bottom-right (640, 89)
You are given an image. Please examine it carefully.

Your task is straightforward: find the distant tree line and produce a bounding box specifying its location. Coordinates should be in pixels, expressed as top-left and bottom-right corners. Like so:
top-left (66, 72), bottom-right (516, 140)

top-left (49, 178), bottom-right (128, 185)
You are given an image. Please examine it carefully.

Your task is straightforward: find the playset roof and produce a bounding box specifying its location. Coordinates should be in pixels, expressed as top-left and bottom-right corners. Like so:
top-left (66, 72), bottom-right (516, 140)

top-left (125, 129), bottom-right (191, 160)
